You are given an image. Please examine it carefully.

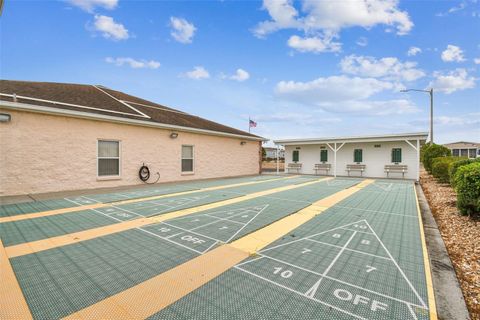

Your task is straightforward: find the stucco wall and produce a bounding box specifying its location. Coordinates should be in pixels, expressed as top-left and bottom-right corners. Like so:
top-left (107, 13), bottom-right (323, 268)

top-left (284, 141), bottom-right (419, 180)
top-left (0, 109), bottom-right (260, 196)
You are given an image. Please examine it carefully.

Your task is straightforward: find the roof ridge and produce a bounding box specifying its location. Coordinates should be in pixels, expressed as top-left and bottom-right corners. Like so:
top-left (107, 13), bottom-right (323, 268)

top-left (92, 85), bottom-right (150, 119)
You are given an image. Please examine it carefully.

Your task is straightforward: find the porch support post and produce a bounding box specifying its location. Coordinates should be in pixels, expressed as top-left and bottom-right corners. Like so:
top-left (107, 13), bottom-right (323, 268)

top-left (276, 145), bottom-right (280, 175)
top-left (404, 139), bottom-right (420, 182)
top-left (334, 142), bottom-right (337, 177)
top-left (416, 139), bottom-right (420, 182)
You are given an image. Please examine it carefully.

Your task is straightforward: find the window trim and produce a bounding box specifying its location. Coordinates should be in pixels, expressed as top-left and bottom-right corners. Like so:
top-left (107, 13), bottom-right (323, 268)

top-left (391, 148), bottom-right (402, 164)
top-left (97, 139), bottom-right (121, 179)
top-left (181, 144), bottom-right (195, 174)
top-left (292, 150), bottom-right (299, 163)
top-left (353, 149), bottom-right (363, 163)
top-left (320, 149), bottom-right (328, 163)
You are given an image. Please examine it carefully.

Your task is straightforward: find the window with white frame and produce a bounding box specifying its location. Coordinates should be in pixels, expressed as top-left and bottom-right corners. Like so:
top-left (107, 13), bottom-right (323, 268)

top-left (98, 140), bottom-right (120, 176)
top-left (182, 145), bottom-right (194, 172)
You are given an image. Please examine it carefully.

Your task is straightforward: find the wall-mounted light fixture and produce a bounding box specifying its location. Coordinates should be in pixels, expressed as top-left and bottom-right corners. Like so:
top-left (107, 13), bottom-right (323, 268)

top-left (240, 141), bottom-right (246, 145)
top-left (0, 113), bottom-right (11, 123)
top-left (170, 132), bottom-right (178, 139)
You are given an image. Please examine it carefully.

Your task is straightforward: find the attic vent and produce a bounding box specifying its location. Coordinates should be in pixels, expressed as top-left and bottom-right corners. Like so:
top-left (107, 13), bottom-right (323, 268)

top-left (374, 144), bottom-right (381, 148)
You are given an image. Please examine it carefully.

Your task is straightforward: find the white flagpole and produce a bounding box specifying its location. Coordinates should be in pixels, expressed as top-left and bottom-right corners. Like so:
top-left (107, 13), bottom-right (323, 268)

top-left (248, 116), bottom-right (251, 133)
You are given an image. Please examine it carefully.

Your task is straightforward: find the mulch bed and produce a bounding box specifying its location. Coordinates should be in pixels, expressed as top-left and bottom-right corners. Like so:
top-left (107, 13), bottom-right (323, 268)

top-left (420, 167), bottom-right (479, 319)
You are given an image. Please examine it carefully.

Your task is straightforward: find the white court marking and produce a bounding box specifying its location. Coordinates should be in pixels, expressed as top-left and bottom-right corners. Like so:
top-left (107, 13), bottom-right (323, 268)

top-left (333, 205), bottom-right (418, 218)
top-left (147, 204), bottom-right (270, 253)
top-left (235, 219), bottom-right (428, 319)
top-left (64, 196), bottom-right (218, 255)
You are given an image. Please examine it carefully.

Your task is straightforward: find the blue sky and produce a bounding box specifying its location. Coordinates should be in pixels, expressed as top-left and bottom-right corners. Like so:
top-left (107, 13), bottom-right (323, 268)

top-left (1, 0), bottom-right (479, 145)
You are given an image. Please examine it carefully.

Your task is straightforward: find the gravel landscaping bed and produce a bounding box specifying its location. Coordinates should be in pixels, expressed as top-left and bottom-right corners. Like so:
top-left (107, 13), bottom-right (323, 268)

top-left (420, 167), bottom-right (479, 319)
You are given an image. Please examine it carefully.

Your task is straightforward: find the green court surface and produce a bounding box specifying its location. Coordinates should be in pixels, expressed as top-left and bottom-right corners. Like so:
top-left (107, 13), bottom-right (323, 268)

top-left (8, 177), bottom-right (356, 320)
top-left (4, 177), bottom-right (435, 320)
top-left (0, 176), bottom-right (318, 247)
top-left (150, 180), bottom-right (432, 320)
top-left (0, 174), bottom-right (280, 217)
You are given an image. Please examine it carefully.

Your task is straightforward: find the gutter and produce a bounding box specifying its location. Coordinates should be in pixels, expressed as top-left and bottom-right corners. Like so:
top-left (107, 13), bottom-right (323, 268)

top-left (0, 100), bottom-right (267, 142)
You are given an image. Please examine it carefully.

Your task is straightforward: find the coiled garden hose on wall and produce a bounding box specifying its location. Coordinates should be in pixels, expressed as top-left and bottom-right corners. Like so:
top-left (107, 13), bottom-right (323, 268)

top-left (139, 163), bottom-right (160, 184)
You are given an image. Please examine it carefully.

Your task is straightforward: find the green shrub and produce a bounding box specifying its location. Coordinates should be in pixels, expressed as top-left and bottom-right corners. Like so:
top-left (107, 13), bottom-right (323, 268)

top-left (450, 158), bottom-right (480, 187)
top-left (431, 157), bottom-right (458, 183)
top-left (454, 162), bottom-right (480, 216)
top-left (422, 144), bottom-right (451, 173)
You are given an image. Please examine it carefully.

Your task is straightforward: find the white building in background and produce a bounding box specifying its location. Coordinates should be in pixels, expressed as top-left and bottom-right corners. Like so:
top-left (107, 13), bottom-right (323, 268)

top-left (274, 132), bottom-right (428, 181)
top-left (263, 147), bottom-right (284, 159)
top-left (443, 141), bottom-right (480, 159)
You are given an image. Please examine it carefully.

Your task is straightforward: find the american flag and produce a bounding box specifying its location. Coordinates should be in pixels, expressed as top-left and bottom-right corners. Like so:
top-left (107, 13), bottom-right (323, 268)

top-left (249, 119), bottom-right (257, 128)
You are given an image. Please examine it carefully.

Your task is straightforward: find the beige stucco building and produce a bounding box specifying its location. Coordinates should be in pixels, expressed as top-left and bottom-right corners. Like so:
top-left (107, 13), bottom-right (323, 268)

top-left (0, 80), bottom-right (264, 197)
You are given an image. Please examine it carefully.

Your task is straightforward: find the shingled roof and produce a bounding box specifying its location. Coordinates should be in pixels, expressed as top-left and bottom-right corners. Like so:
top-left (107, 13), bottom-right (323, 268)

top-left (0, 80), bottom-right (262, 140)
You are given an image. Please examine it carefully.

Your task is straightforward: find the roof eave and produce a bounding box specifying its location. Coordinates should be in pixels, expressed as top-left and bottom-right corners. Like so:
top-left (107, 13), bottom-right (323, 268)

top-left (274, 132), bottom-right (429, 145)
top-left (0, 101), bottom-right (267, 141)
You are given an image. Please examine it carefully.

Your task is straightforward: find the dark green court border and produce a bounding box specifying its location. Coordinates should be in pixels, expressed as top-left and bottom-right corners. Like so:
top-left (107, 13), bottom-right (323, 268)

top-left (151, 180), bottom-right (432, 320)
top-left (9, 178), bottom-right (356, 320)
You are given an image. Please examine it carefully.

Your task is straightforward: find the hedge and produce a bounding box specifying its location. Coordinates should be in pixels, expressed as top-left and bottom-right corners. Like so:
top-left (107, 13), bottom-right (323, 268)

top-left (454, 162), bottom-right (480, 216)
top-left (421, 144), bottom-right (451, 173)
top-left (450, 158), bottom-right (480, 187)
top-left (431, 157), bottom-right (458, 183)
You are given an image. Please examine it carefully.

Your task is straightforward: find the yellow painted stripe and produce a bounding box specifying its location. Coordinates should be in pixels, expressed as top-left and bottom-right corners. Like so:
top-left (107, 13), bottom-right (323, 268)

top-left (63, 179), bottom-right (374, 320)
top-left (414, 184), bottom-right (438, 320)
top-left (230, 179), bottom-right (374, 253)
top-left (6, 177), bottom-right (329, 258)
top-left (0, 175), bottom-right (298, 224)
top-left (0, 239), bottom-right (33, 320)
top-left (63, 245), bottom-right (249, 320)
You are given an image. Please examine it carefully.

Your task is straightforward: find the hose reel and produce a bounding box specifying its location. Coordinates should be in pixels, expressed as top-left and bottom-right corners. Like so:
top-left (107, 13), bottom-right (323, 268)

top-left (139, 163), bottom-right (160, 184)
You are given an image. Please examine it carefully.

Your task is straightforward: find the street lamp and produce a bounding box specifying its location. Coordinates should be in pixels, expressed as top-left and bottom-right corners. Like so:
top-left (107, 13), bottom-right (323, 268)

top-left (400, 88), bottom-right (434, 143)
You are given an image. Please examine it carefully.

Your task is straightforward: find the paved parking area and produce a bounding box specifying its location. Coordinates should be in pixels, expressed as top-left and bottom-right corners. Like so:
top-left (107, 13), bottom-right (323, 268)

top-left (0, 176), bottom-right (436, 320)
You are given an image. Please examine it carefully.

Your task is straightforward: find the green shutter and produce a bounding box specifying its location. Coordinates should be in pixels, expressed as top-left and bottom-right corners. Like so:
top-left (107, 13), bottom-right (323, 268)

top-left (320, 150), bottom-right (328, 162)
top-left (292, 150), bottom-right (299, 162)
top-left (392, 148), bottom-right (402, 163)
top-left (354, 149), bottom-right (363, 163)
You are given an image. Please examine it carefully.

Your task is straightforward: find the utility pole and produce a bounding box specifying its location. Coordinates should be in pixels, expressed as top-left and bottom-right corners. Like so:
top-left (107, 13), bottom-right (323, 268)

top-left (401, 88), bottom-right (434, 143)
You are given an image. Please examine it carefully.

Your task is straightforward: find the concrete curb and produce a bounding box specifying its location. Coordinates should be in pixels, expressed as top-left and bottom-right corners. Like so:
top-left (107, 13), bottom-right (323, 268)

top-left (415, 183), bottom-right (470, 320)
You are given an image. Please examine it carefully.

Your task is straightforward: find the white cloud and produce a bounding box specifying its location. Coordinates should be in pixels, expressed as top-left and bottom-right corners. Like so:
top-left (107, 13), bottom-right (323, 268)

top-left (274, 75), bottom-right (418, 115)
top-left (93, 15), bottom-right (129, 40)
top-left (441, 45), bottom-right (466, 62)
top-left (436, 1), bottom-right (468, 17)
top-left (474, 58), bottom-right (480, 64)
top-left (105, 57), bottom-right (160, 69)
top-left (170, 17), bottom-right (196, 44)
top-left (184, 66), bottom-right (210, 80)
top-left (407, 46), bottom-right (421, 56)
top-left (276, 76), bottom-right (393, 102)
top-left (254, 113), bottom-right (341, 126)
top-left (287, 34), bottom-right (341, 53)
top-left (254, 0), bottom-right (413, 39)
top-left (434, 115), bottom-right (480, 126)
top-left (356, 37), bottom-right (368, 47)
top-left (230, 69), bottom-right (250, 82)
top-left (429, 68), bottom-right (476, 94)
top-left (68, 0), bottom-right (117, 12)
top-left (340, 55), bottom-right (425, 82)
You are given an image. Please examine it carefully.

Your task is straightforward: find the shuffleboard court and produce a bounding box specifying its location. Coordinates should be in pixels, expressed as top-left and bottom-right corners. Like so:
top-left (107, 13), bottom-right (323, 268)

top-left (6, 177), bottom-right (356, 320)
top-left (0, 174), bottom-right (281, 217)
top-left (143, 178), bottom-right (361, 254)
top-left (0, 176), bottom-right (318, 247)
top-left (1, 177), bottom-right (437, 320)
top-left (150, 180), bottom-right (434, 320)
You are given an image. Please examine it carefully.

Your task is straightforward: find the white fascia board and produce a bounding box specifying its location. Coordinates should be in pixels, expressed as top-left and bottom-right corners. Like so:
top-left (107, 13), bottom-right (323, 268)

top-left (0, 101), bottom-right (266, 141)
top-left (274, 132), bottom-right (428, 145)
